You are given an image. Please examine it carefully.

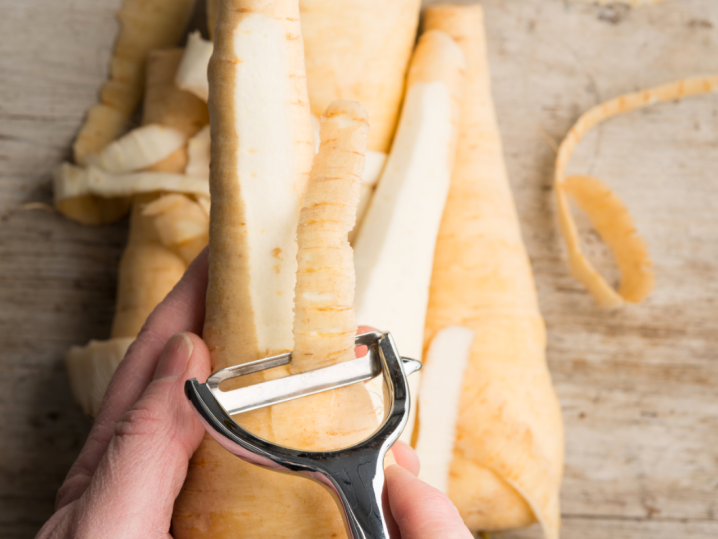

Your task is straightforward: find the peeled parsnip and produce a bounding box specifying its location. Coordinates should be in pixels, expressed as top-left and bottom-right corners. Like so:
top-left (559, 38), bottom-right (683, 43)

top-left (207, 0), bottom-right (219, 40)
top-left (353, 29), bottom-right (465, 442)
top-left (300, 0), bottom-right (420, 153)
top-left (73, 0), bottom-right (195, 165)
top-left (172, 0), bottom-right (327, 536)
top-left (422, 6), bottom-right (564, 538)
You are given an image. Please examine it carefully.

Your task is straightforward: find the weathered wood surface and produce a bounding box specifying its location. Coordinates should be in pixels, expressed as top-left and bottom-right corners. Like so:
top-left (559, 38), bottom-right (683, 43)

top-left (1, 0), bottom-right (717, 537)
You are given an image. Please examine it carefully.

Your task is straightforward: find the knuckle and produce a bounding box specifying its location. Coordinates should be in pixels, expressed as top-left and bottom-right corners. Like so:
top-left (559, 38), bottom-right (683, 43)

top-left (114, 405), bottom-right (163, 439)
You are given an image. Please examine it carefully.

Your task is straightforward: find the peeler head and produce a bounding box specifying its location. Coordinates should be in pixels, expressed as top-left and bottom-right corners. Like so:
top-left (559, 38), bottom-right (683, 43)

top-left (184, 331), bottom-right (421, 539)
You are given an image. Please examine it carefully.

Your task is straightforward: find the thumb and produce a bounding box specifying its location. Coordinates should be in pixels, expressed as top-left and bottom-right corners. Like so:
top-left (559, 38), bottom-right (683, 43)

top-left (71, 332), bottom-right (211, 538)
top-left (386, 464), bottom-right (473, 539)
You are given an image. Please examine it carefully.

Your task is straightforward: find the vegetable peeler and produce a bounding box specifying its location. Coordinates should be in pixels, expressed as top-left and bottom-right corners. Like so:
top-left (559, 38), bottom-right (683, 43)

top-left (185, 330), bottom-right (422, 539)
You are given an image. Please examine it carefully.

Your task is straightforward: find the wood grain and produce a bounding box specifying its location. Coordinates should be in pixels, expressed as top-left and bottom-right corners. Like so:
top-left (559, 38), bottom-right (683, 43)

top-left (1, 0), bottom-right (717, 537)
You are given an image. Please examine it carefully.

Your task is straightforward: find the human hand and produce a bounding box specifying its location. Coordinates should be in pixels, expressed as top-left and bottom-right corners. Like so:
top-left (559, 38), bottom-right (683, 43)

top-left (388, 443), bottom-right (474, 539)
top-left (38, 248), bottom-right (471, 539)
top-left (37, 250), bottom-right (212, 538)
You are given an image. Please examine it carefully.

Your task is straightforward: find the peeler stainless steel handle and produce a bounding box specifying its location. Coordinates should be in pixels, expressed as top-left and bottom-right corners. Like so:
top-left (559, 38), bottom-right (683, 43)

top-left (185, 331), bottom-right (421, 539)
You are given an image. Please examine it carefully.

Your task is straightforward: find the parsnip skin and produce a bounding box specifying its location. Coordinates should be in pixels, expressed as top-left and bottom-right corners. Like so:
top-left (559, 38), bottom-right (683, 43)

top-left (423, 5), bottom-right (564, 538)
top-left (300, 0), bottom-right (421, 153)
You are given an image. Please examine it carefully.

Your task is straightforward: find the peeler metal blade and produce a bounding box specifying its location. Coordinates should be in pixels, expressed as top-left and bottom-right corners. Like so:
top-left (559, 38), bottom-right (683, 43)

top-left (185, 331), bottom-right (421, 539)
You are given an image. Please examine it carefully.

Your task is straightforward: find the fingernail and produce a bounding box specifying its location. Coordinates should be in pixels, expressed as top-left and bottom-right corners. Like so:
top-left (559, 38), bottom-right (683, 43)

top-left (154, 333), bottom-right (194, 381)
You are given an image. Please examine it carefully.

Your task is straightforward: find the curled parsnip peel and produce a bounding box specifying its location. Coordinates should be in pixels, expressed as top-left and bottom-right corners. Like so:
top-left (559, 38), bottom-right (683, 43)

top-left (300, 0), bottom-right (421, 153)
top-left (53, 163), bottom-right (209, 202)
top-left (415, 326), bottom-right (474, 495)
top-left (86, 124), bottom-right (187, 174)
top-left (424, 6), bottom-right (564, 538)
top-left (143, 194), bottom-right (209, 265)
top-left (66, 338), bottom-right (134, 416)
top-left (353, 29), bottom-right (465, 443)
top-left (72, 0), bottom-right (196, 164)
top-left (173, 0), bottom-right (322, 536)
top-left (555, 75), bottom-right (718, 306)
top-left (176, 32), bottom-right (213, 101)
top-left (185, 125), bottom-right (210, 179)
top-left (272, 101), bottom-right (378, 468)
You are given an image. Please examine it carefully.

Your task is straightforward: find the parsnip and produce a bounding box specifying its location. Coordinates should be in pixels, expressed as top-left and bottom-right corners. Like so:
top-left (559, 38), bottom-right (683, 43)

top-left (422, 6), bottom-right (564, 538)
top-left (173, 0), bottom-right (330, 536)
top-left (353, 29), bottom-right (465, 442)
top-left (73, 0), bottom-right (195, 165)
top-left (299, 0), bottom-right (420, 153)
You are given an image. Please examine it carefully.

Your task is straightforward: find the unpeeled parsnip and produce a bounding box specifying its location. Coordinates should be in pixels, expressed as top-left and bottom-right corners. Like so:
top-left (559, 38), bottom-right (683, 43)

top-left (421, 5), bottom-right (564, 538)
top-left (299, 0), bottom-right (421, 154)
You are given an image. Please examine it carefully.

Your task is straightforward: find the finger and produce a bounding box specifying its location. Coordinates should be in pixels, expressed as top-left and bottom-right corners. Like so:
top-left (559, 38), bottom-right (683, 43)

top-left (386, 464), bottom-right (473, 539)
top-left (57, 248), bottom-right (209, 510)
top-left (391, 441), bottom-right (420, 476)
top-left (68, 332), bottom-right (211, 537)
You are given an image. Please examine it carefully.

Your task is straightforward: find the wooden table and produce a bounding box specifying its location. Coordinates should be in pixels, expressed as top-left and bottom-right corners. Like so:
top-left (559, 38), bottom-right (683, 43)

top-left (1, 0), bottom-right (717, 537)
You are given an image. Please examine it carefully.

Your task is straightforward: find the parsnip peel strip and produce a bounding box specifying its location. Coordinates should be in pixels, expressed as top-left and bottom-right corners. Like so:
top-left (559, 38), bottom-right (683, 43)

top-left (555, 75), bottom-right (718, 305)
top-left (176, 32), bottom-right (213, 101)
top-left (54, 163), bottom-right (209, 202)
top-left (66, 337), bottom-right (134, 416)
top-left (415, 326), bottom-right (474, 495)
top-left (86, 124), bottom-right (187, 174)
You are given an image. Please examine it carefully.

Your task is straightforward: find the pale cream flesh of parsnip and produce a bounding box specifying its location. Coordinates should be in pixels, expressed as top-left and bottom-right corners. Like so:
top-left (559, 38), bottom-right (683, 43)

top-left (423, 5), bottom-right (564, 538)
top-left (86, 124), bottom-right (187, 174)
top-left (176, 31), bottom-right (213, 101)
top-left (353, 29), bottom-right (465, 442)
top-left (415, 326), bottom-right (474, 495)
